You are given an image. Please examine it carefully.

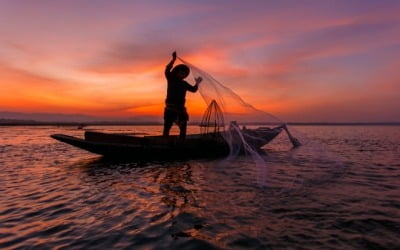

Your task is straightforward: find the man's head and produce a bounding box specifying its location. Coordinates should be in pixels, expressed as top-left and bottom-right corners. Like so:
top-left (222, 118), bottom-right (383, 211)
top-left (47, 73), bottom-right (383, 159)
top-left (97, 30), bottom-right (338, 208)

top-left (172, 64), bottom-right (190, 79)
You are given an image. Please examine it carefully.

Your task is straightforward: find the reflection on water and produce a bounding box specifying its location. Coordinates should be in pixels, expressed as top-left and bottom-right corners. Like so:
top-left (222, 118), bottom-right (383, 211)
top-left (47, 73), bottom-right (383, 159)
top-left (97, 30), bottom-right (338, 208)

top-left (1, 125), bottom-right (400, 249)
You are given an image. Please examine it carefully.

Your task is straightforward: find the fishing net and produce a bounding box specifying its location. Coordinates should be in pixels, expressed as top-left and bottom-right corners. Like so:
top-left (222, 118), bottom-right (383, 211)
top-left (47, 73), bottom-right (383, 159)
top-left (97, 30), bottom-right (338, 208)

top-left (178, 58), bottom-right (299, 184)
top-left (178, 57), bottom-right (346, 191)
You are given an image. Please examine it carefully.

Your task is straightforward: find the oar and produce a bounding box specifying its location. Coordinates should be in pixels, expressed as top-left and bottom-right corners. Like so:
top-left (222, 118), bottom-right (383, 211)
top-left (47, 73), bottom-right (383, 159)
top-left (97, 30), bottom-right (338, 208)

top-left (282, 124), bottom-right (301, 147)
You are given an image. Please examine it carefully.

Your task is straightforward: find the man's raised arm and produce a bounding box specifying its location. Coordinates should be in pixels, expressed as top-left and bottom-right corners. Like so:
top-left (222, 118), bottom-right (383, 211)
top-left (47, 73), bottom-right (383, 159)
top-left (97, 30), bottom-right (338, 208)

top-left (165, 51), bottom-right (177, 77)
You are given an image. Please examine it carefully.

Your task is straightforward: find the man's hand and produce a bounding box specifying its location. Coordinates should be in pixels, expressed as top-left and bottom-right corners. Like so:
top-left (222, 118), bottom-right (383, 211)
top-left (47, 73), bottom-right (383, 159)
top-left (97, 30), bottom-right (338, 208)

top-left (172, 51), bottom-right (177, 59)
top-left (195, 76), bottom-right (203, 85)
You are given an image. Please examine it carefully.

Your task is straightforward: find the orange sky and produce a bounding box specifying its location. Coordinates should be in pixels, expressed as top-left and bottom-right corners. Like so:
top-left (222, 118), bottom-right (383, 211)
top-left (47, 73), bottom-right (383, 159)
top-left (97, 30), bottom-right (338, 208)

top-left (1, 0), bottom-right (400, 122)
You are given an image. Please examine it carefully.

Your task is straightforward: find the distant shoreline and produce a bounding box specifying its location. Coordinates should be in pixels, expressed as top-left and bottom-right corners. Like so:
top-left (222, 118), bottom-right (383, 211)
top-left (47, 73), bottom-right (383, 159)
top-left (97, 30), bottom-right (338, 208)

top-left (1, 121), bottom-right (399, 126)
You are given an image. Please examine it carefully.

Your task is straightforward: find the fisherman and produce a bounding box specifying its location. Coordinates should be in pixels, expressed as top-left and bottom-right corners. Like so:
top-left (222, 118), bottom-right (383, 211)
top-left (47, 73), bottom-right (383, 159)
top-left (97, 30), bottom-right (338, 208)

top-left (163, 51), bottom-right (202, 139)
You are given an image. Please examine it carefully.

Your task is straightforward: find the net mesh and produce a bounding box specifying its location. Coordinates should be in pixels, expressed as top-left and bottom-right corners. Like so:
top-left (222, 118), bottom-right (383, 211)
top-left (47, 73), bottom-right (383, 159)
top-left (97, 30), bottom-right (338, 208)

top-left (199, 99), bottom-right (225, 136)
top-left (179, 58), bottom-right (284, 127)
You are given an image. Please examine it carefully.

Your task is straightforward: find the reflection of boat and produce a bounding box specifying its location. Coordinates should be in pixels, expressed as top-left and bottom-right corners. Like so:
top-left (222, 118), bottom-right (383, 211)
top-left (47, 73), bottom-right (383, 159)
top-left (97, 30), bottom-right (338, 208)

top-left (50, 127), bottom-right (282, 160)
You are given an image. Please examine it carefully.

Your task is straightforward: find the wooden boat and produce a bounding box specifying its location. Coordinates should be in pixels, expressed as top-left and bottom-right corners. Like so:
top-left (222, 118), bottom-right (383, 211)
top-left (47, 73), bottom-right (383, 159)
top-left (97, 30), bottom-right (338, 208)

top-left (50, 127), bottom-right (282, 160)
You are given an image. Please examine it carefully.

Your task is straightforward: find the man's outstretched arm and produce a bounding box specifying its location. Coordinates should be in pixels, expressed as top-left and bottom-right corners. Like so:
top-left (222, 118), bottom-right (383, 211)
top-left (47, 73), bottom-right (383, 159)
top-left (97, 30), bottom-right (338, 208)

top-left (186, 77), bottom-right (202, 92)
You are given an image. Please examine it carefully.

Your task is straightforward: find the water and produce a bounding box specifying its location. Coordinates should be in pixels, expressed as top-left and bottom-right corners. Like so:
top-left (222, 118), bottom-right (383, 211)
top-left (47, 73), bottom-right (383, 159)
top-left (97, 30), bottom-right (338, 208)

top-left (1, 125), bottom-right (399, 249)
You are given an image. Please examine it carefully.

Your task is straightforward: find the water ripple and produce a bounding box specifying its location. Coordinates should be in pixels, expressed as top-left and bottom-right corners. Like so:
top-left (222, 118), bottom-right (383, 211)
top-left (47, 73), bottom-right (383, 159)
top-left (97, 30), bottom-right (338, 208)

top-left (0, 125), bottom-right (399, 249)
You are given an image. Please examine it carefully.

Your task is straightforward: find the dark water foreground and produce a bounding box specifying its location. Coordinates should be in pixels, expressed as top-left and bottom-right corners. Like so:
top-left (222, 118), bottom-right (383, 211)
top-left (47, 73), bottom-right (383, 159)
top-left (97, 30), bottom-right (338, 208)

top-left (1, 126), bottom-right (399, 249)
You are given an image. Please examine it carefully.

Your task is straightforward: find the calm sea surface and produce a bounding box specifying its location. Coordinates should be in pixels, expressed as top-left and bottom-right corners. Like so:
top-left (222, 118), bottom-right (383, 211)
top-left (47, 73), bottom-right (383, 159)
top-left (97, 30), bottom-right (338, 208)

top-left (1, 125), bottom-right (399, 249)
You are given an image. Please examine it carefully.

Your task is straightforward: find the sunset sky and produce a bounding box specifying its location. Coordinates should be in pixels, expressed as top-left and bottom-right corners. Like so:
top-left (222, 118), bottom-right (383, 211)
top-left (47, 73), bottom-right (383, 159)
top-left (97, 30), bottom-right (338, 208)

top-left (1, 0), bottom-right (399, 122)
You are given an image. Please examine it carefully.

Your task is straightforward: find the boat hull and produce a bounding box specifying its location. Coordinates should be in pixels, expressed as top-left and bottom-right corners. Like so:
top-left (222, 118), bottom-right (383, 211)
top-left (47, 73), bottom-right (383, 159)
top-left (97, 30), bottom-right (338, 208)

top-left (51, 133), bottom-right (230, 160)
top-left (51, 128), bottom-right (281, 160)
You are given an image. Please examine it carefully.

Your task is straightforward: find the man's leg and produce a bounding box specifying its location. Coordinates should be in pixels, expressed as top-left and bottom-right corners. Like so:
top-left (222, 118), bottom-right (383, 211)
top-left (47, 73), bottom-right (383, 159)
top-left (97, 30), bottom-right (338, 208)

top-left (163, 121), bottom-right (173, 137)
top-left (163, 108), bottom-right (174, 137)
top-left (178, 110), bottom-right (189, 140)
top-left (179, 121), bottom-right (187, 140)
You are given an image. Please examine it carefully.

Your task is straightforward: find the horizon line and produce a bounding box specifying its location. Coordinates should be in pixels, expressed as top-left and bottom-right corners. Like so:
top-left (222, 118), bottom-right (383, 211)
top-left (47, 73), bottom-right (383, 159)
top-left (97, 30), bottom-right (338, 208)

top-left (1, 119), bottom-right (400, 126)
